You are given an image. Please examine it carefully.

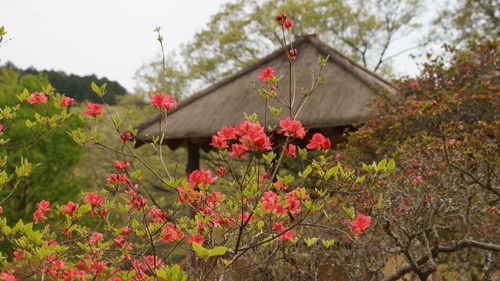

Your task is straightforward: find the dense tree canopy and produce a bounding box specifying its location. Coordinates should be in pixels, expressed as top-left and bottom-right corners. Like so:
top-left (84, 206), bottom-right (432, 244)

top-left (0, 68), bottom-right (85, 223)
top-left (1, 63), bottom-right (128, 105)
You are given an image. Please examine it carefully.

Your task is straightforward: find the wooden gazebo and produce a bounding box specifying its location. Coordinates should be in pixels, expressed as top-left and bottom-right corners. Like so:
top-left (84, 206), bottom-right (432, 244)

top-left (134, 34), bottom-right (395, 173)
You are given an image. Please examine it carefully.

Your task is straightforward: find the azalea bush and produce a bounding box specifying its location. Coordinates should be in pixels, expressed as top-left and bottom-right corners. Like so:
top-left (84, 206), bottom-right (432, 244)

top-left (0, 16), bottom-right (383, 281)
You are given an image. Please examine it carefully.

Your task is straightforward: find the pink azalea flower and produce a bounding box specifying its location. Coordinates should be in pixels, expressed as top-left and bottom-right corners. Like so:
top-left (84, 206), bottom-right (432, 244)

top-left (350, 214), bottom-right (372, 234)
top-left (278, 117), bottom-right (306, 139)
top-left (256, 67), bottom-right (275, 82)
top-left (188, 169), bottom-right (217, 187)
top-left (1, 272), bottom-right (17, 281)
top-left (187, 233), bottom-right (204, 245)
top-left (27, 92), bottom-right (48, 104)
top-left (62, 201), bottom-right (79, 214)
top-left (60, 96), bottom-right (74, 106)
top-left (150, 93), bottom-right (176, 109)
top-left (113, 160), bottom-right (130, 170)
top-left (285, 143), bottom-right (297, 157)
top-left (82, 102), bottom-right (102, 116)
top-left (283, 19), bottom-right (294, 29)
top-left (85, 193), bottom-right (103, 207)
top-left (89, 232), bottom-right (103, 245)
top-left (306, 133), bottom-right (331, 150)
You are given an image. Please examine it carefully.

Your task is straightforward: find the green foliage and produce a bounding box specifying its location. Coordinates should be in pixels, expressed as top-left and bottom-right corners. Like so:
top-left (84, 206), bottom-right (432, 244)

top-left (0, 68), bottom-right (85, 222)
top-left (1, 63), bottom-right (127, 104)
top-left (432, 0), bottom-right (500, 45)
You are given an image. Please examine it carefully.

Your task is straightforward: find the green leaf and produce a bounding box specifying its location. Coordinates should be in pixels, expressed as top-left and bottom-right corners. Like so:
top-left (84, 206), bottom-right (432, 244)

top-left (256, 221), bottom-right (264, 228)
top-left (299, 165), bottom-right (312, 178)
top-left (77, 203), bottom-right (92, 216)
top-left (155, 265), bottom-right (187, 281)
top-left (304, 237), bottom-right (319, 246)
top-left (262, 151), bottom-right (276, 164)
top-left (321, 239), bottom-right (335, 248)
top-left (377, 159), bottom-right (387, 171)
top-left (192, 242), bottom-right (210, 259)
top-left (355, 175), bottom-right (366, 183)
top-left (208, 246), bottom-right (228, 257)
top-left (343, 207), bottom-right (355, 220)
top-left (299, 148), bottom-right (308, 159)
top-left (387, 159), bottom-right (396, 172)
top-left (269, 106), bottom-right (283, 116)
top-left (91, 82), bottom-right (101, 96)
top-left (325, 166), bottom-right (338, 180)
top-left (362, 163), bottom-right (372, 172)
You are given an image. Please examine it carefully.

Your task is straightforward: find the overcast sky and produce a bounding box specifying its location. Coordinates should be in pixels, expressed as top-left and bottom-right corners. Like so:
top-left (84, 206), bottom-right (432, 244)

top-left (1, 0), bottom-right (434, 92)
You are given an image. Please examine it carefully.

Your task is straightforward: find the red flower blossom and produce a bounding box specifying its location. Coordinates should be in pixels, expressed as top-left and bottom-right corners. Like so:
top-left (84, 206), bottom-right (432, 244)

top-left (284, 143), bottom-right (297, 157)
top-left (275, 12), bottom-right (287, 25)
top-left (160, 223), bottom-right (184, 243)
top-left (121, 226), bottom-right (131, 236)
top-left (62, 201), bottom-right (79, 214)
top-left (107, 174), bottom-right (132, 186)
top-left (33, 209), bottom-right (47, 224)
top-left (0, 124), bottom-right (3, 136)
top-left (289, 49), bottom-right (298, 59)
top-left (238, 212), bottom-right (253, 224)
top-left (273, 222), bottom-right (296, 241)
top-left (150, 93), bottom-right (176, 110)
top-left (349, 214), bottom-right (372, 234)
top-left (188, 169), bottom-right (217, 187)
top-left (114, 235), bottom-right (125, 245)
top-left (187, 233), bottom-right (204, 245)
top-left (235, 120), bottom-right (272, 151)
top-left (256, 67), bottom-right (275, 82)
top-left (216, 167), bottom-right (226, 177)
top-left (278, 117), bottom-right (306, 139)
top-left (283, 19), bottom-right (294, 29)
top-left (120, 132), bottom-right (132, 143)
top-left (410, 81), bottom-right (419, 87)
top-left (27, 92), bottom-right (48, 104)
top-left (306, 133), bottom-right (331, 150)
top-left (13, 251), bottom-right (24, 262)
top-left (229, 143), bottom-right (249, 158)
top-left (60, 96), bottom-right (74, 106)
top-left (217, 126), bottom-right (237, 140)
top-left (89, 232), bottom-right (103, 245)
top-left (128, 195), bottom-right (146, 210)
top-left (1, 273), bottom-right (17, 281)
top-left (82, 102), bottom-right (102, 116)
top-left (85, 193), bottom-right (103, 207)
top-left (113, 160), bottom-right (130, 170)
top-left (37, 200), bottom-right (51, 211)
top-left (262, 191), bottom-right (279, 211)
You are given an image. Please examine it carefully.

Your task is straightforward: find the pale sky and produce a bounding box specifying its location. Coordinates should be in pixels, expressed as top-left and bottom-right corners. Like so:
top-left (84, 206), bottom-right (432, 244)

top-left (1, 0), bottom-right (436, 92)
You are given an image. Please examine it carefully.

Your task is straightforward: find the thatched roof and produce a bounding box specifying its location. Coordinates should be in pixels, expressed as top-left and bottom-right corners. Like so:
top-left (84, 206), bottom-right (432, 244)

top-left (134, 34), bottom-right (394, 147)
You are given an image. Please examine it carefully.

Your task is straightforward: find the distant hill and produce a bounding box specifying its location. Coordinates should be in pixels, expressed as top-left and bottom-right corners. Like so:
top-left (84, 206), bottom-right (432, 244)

top-left (1, 62), bottom-right (128, 105)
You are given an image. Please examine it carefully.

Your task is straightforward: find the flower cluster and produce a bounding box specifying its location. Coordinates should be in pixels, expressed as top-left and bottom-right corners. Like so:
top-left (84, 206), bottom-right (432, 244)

top-left (278, 117), bottom-right (307, 139)
top-left (33, 200), bottom-right (51, 224)
top-left (82, 102), bottom-right (103, 116)
top-left (150, 92), bottom-right (176, 109)
top-left (346, 214), bottom-right (372, 234)
top-left (211, 120), bottom-right (272, 157)
top-left (27, 92), bottom-right (48, 104)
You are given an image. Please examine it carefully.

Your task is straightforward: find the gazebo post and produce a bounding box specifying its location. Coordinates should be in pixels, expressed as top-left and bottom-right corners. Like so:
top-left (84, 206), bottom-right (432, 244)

top-left (186, 139), bottom-right (200, 175)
